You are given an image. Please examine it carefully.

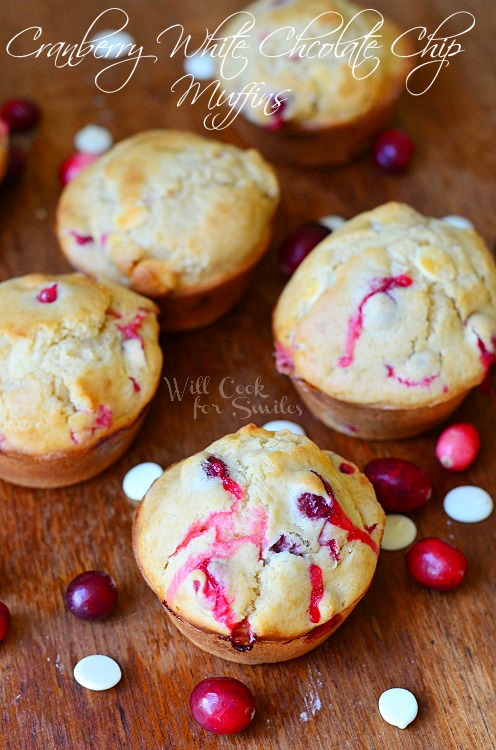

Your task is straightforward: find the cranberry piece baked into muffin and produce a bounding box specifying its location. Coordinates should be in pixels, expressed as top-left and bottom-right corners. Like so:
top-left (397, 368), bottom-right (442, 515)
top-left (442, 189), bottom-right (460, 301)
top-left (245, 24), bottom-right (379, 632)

top-left (133, 425), bottom-right (384, 664)
top-left (273, 203), bottom-right (496, 440)
top-left (56, 130), bottom-right (280, 330)
top-left (214, 0), bottom-right (413, 166)
top-left (0, 273), bottom-right (162, 488)
top-left (0, 118), bottom-right (8, 181)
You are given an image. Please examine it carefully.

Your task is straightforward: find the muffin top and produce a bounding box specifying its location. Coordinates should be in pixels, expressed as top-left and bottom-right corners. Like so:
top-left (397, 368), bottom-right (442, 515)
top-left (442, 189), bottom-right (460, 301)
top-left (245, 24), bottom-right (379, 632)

top-left (56, 130), bottom-right (280, 296)
top-left (0, 273), bottom-right (162, 456)
top-left (274, 203), bottom-right (496, 408)
top-left (133, 425), bottom-right (384, 641)
top-left (215, 0), bottom-right (411, 129)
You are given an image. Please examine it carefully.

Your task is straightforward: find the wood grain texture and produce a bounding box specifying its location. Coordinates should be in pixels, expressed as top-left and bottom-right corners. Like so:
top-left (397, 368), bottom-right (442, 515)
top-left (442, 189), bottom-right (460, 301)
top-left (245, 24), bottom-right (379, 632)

top-left (1, 1), bottom-right (495, 748)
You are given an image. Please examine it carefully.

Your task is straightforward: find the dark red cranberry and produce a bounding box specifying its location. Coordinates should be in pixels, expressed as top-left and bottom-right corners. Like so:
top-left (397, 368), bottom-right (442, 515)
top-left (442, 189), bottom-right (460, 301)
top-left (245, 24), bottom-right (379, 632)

top-left (364, 458), bottom-right (432, 512)
top-left (269, 534), bottom-right (302, 555)
top-left (190, 677), bottom-right (255, 735)
top-left (297, 492), bottom-right (330, 520)
top-left (3, 144), bottom-right (26, 185)
top-left (0, 98), bottom-right (41, 132)
top-left (0, 602), bottom-right (11, 641)
top-left (373, 129), bottom-right (414, 173)
top-left (64, 570), bottom-right (118, 621)
top-left (406, 538), bottom-right (467, 591)
top-left (59, 152), bottom-right (99, 187)
top-left (203, 455), bottom-right (228, 479)
top-left (279, 223), bottom-right (331, 275)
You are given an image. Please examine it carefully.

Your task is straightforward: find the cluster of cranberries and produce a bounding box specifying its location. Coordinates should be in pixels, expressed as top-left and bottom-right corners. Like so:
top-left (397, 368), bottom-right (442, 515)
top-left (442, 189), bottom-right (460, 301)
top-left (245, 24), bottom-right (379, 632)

top-left (363, 422), bottom-right (481, 591)
top-left (0, 97), bottom-right (41, 185)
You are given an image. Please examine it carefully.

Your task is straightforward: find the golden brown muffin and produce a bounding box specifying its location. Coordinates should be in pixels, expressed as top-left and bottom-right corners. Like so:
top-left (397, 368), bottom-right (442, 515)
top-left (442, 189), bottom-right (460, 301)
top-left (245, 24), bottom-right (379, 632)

top-left (0, 273), bottom-right (162, 487)
top-left (56, 130), bottom-right (280, 330)
top-left (133, 425), bottom-right (384, 664)
top-left (0, 118), bottom-right (8, 181)
top-left (273, 203), bottom-right (496, 439)
top-left (214, 0), bottom-right (412, 166)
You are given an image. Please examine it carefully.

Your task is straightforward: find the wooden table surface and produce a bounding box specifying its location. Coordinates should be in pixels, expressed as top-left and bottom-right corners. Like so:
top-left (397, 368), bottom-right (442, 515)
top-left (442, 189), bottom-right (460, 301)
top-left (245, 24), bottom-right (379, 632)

top-left (1, 1), bottom-right (495, 748)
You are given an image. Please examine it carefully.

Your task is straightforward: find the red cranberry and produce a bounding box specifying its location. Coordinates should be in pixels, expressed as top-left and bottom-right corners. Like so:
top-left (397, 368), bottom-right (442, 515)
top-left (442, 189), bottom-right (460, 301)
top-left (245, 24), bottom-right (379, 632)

top-left (279, 223), bottom-right (331, 275)
top-left (37, 284), bottom-right (58, 304)
top-left (0, 98), bottom-right (41, 132)
top-left (364, 458), bottom-right (432, 512)
top-left (297, 492), bottom-right (329, 520)
top-left (64, 570), bottom-right (118, 621)
top-left (406, 538), bottom-right (467, 591)
top-left (59, 152), bottom-right (99, 187)
top-left (0, 602), bottom-right (11, 641)
top-left (373, 129), bottom-right (414, 173)
top-left (190, 677), bottom-right (255, 735)
top-left (3, 144), bottom-right (26, 185)
top-left (436, 423), bottom-right (480, 471)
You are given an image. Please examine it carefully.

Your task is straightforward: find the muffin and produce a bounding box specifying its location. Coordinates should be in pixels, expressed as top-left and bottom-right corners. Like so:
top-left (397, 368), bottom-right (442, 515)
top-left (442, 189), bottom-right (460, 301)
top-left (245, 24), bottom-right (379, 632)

top-left (56, 130), bottom-right (280, 330)
top-left (0, 118), bottom-right (8, 181)
top-left (0, 273), bottom-right (162, 488)
top-left (214, 0), bottom-right (412, 166)
top-left (273, 202), bottom-right (496, 440)
top-left (133, 424), bottom-right (384, 664)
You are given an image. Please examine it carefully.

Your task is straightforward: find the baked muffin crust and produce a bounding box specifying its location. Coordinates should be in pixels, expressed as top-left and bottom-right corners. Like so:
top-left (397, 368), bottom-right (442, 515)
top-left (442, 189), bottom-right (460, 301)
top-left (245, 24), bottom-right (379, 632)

top-left (274, 202), bottom-right (496, 408)
top-left (56, 130), bottom-right (280, 297)
top-left (0, 273), bottom-right (162, 456)
top-left (215, 0), bottom-right (411, 129)
top-left (134, 425), bottom-right (384, 643)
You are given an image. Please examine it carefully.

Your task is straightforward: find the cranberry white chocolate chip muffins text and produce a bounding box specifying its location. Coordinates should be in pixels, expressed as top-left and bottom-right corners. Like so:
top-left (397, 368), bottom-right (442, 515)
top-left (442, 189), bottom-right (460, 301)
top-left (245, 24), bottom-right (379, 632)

top-left (133, 425), bottom-right (384, 664)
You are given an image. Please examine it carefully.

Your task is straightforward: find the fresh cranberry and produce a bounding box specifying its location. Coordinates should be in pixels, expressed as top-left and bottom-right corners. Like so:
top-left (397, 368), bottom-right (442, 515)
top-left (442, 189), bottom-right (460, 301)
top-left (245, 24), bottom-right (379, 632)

top-left (406, 538), bottom-right (467, 591)
top-left (189, 677), bottom-right (255, 735)
top-left (373, 129), bottom-right (414, 173)
top-left (339, 462), bottom-right (355, 474)
top-left (279, 223), bottom-right (331, 275)
top-left (59, 152), bottom-right (99, 187)
top-left (0, 602), bottom-right (11, 641)
top-left (0, 98), bottom-right (41, 132)
top-left (64, 570), bottom-right (118, 621)
top-left (436, 423), bottom-right (480, 471)
top-left (3, 144), bottom-right (26, 185)
top-left (364, 458), bottom-right (432, 512)
top-left (37, 284), bottom-right (58, 304)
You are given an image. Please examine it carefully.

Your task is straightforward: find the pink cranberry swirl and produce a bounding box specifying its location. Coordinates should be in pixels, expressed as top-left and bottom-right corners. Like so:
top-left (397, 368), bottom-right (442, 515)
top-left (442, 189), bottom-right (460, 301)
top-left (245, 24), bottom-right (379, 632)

top-left (274, 202), bottom-right (496, 407)
top-left (133, 425), bottom-right (384, 649)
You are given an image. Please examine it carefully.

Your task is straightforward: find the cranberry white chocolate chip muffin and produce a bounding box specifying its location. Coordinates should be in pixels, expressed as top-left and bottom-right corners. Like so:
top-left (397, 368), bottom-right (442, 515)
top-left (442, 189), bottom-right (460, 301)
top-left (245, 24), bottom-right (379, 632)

top-left (273, 202), bottom-right (496, 440)
top-left (0, 273), bottom-right (162, 488)
top-left (56, 130), bottom-right (280, 330)
top-left (215, 0), bottom-right (412, 166)
top-left (133, 425), bottom-right (384, 664)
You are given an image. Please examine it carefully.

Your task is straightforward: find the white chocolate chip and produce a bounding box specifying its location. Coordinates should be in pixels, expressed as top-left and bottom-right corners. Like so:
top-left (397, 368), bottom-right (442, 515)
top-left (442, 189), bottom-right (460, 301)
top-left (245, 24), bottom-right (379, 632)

top-left (183, 51), bottom-right (215, 80)
top-left (91, 30), bottom-right (136, 60)
top-left (443, 485), bottom-right (493, 523)
top-left (415, 246), bottom-right (456, 281)
top-left (263, 420), bottom-right (306, 436)
top-left (73, 655), bottom-right (122, 691)
top-left (381, 515), bottom-right (417, 551)
top-left (319, 215), bottom-right (346, 232)
top-left (379, 688), bottom-right (418, 729)
top-left (123, 462), bottom-right (163, 501)
top-left (441, 215), bottom-right (474, 231)
top-left (74, 125), bottom-right (113, 155)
